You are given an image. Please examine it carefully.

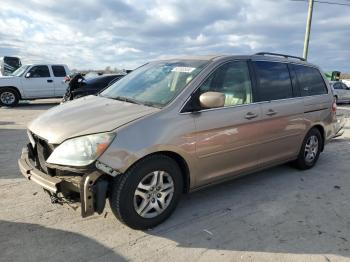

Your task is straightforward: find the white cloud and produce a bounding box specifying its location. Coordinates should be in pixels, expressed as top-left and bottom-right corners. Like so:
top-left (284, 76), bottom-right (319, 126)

top-left (147, 5), bottom-right (179, 24)
top-left (0, 0), bottom-right (349, 71)
top-left (227, 34), bottom-right (264, 50)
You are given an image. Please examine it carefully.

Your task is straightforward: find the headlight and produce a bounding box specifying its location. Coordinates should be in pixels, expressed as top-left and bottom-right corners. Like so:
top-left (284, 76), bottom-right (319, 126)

top-left (47, 133), bottom-right (115, 166)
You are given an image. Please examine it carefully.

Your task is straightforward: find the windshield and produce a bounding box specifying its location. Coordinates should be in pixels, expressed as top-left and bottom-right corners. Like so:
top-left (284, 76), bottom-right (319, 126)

top-left (100, 60), bottom-right (209, 107)
top-left (11, 65), bottom-right (29, 77)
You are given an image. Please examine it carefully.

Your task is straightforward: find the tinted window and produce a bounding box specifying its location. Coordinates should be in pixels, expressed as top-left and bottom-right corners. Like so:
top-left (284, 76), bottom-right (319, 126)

top-left (199, 61), bottom-right (253, 107)
top-left (28, 65), bottom-right (50, 78)
top-left (254, 61), bottom-right (293, 101)
top-left (52, 65), bottom-right (66, 77)
top-left (293, 65), bottom-right (327, 96)
top-left (341, 83), bottom-right (349, 90)
top-left (333, 82), bottom-right (341, 90)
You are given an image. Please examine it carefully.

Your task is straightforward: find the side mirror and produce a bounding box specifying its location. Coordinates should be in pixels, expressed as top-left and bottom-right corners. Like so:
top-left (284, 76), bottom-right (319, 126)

top-left (199, 91), bottom-right (225, 109)
top-left (25, 72), bottom-right (31, 78)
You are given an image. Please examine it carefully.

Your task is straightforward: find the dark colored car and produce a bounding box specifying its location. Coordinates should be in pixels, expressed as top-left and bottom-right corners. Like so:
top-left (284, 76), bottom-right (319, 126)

top-left (62, 74), bottom-right (125, 102)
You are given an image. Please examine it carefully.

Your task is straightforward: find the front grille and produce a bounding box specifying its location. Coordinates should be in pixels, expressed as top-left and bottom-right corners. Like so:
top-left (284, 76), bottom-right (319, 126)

top-left (30, 132), bottom-right (54, 174)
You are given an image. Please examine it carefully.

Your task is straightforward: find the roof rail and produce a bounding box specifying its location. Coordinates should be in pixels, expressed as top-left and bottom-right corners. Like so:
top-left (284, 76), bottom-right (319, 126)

top-left (254, 52), bottom-right (306, 61)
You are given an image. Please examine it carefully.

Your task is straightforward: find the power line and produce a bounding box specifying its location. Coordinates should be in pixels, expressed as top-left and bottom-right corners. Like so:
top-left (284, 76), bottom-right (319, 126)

top-left (290, 0), bottom-right (350, 6)
top-left (315, 0), bottom-right (350, 6)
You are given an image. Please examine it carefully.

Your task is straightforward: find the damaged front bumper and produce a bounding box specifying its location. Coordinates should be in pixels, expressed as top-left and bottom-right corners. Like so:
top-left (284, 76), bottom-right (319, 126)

top-left (18, 146), bottom-right (110, 217)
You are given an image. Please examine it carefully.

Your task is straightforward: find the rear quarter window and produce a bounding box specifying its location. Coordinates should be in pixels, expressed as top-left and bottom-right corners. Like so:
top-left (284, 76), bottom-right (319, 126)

top-left (52, 65), bottom-right (67, 77)
top-left (293, 65), bottom-right (328, 96)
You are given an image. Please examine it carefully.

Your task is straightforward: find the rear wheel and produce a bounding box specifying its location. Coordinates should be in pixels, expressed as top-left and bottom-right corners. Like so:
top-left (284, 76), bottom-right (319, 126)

top-left (109, 155), bottom-right (183, 229)
top-left (0, 88), bottom-right (19, 107)
top-left (294, 128), bottom-right (322, 170)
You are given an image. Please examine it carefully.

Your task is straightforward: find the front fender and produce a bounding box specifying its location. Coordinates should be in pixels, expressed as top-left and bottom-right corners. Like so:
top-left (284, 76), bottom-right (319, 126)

top-left (0, 78), bottom-right (23, 97)
top-left (97, 111), bottom-right (199, 188)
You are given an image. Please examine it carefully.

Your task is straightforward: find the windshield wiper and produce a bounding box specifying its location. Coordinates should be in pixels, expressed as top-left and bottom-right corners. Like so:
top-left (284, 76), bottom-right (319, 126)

top-left (101, 95), bottom-right (161, 108)
top-left (110, 96), bottom-right (143, 105)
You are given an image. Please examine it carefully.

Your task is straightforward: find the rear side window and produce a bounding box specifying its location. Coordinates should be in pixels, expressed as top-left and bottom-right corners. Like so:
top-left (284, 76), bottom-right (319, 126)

top-left (254, 61), bottom-right (293, 101)
top-left (52, 65), bottom-right (66, 77)
top-left (293, 65), bottom-right (327, 96)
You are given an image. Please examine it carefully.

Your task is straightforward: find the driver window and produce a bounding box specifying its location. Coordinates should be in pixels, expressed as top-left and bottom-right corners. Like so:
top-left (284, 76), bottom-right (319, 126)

top-left (199, 61), bottom-right (253, 107)
top-left (28, 66), bottom-right (50, 78)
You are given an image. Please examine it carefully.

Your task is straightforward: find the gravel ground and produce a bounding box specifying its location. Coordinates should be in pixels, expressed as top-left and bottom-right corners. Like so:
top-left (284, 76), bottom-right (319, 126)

top-left (1, 99), bottom-right (350, 262)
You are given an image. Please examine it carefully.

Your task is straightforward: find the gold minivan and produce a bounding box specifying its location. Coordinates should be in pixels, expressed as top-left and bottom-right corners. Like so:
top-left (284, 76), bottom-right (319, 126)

top-left (19, 52), bottom-right (338, 229)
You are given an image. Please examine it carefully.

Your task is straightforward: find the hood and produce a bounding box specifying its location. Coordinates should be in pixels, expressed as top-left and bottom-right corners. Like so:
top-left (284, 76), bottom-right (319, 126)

top-left (0, 76), bottom-right (18, 83)
top-left (29, 95), bottom-right (160, 144)
top-left (0, 76), bottom-right (16, 79)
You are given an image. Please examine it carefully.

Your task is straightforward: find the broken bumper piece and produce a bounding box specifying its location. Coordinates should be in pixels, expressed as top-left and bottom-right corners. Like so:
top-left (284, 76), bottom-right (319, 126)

top-left (18, 146), bottom-right (109, 217)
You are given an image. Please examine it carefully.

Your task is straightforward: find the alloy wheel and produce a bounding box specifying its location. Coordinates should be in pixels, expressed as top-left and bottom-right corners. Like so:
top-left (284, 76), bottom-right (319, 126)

top-left (133, 171), bottom-right (174, 218)
top-left (304, 135), bottom-right (319, 163)
top-left (0, 91), bottom-right (15, 105)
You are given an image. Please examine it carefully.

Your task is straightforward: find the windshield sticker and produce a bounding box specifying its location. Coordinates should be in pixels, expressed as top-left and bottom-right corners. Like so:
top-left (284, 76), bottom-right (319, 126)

top-left (171, 67), bottom-right (196, 73)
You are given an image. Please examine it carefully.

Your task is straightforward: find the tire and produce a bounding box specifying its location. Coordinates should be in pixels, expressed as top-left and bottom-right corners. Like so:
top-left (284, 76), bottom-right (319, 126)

top-left (109, 155), bottom-right (183, 230)
top-left (294, 128), bottom-right (323, 170)
top-left (334, 96), bottom-right (338, 104)
top-left (0, 88), bottom-right (19, 107)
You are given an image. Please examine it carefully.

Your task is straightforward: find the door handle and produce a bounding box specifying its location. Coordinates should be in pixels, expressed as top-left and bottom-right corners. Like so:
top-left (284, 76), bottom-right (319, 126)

top-left (266, 109), bottom-right (277, 116)
top-left (47, 79), bottom-right (53, 83)
top-left (245, 112), bottom-right (258, 119)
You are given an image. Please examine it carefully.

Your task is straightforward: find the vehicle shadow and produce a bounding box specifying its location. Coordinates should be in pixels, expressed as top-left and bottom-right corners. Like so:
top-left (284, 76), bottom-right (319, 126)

top-left (13, 101), bottom-right (60, 110)
top-left (0, 100), bottom-right (60, 111)
top-left (146, 137), bottom-right (350, 258)
top-left (0, 220), bottom-right (125, 262)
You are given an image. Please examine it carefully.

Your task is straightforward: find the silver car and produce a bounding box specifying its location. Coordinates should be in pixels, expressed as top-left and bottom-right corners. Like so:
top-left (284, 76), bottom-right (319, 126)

top-left (19, 53), bottom-right (337, 229)
top-left (330, 81), bottom-right (350, 103)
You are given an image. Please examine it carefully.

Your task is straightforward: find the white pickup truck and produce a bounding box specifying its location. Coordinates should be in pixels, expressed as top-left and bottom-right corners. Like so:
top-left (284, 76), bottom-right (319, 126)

top-left (0, 64), bottom-right (70, 106)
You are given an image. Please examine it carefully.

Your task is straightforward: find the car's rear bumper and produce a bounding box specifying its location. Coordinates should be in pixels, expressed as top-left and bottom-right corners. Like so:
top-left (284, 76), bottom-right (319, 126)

top-left (334, 113), bottom-right (346, 138)
top-left (18, 146), bottom-right (109, 217)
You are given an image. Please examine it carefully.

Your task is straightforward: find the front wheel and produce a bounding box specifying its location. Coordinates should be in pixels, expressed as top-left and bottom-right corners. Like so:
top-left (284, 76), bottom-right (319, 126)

top-left (0, 88), bottom-right (19, 107)
top-left (109, 155), bottom-right (183, 230)
top-left (294, 128), bottom-right (323, 170)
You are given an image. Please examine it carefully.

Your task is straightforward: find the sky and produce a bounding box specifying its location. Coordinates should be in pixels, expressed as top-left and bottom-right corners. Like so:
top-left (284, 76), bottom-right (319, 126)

top-left (0, 0), bottom-right (349, 71)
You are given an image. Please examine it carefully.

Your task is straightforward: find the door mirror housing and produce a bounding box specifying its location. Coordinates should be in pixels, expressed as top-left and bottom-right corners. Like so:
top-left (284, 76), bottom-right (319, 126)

top-left (199, 92), bottom-right (225, 109)
top-left (25, 72), bottom-right (31, 78)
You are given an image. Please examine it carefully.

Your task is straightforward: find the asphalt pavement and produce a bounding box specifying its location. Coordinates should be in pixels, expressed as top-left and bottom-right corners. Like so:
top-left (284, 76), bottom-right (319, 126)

top-left (1, 99), bottom-right (350, 262)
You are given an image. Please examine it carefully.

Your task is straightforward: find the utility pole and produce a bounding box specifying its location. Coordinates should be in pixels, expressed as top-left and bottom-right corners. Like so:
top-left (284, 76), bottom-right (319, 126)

top-left (303, 0), bottom-right (314, 60)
